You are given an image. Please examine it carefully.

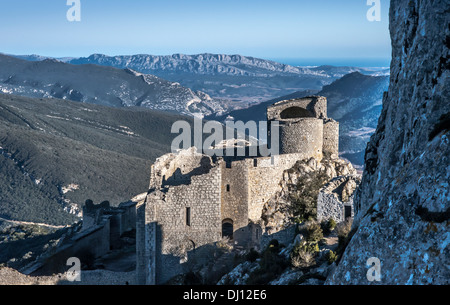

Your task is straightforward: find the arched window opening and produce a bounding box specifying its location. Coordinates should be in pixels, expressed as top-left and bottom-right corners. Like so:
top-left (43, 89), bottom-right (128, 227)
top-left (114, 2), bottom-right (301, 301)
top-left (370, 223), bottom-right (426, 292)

top-left (280, 107), bottom-right (314, 119)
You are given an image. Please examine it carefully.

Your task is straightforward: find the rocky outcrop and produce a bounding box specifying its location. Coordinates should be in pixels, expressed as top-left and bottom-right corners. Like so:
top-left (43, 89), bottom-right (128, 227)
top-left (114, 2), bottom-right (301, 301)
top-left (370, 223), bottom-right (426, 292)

top-left (327, 0), bottom-right (449, 285)
top-left (261, 156), bottom-right (358, 235)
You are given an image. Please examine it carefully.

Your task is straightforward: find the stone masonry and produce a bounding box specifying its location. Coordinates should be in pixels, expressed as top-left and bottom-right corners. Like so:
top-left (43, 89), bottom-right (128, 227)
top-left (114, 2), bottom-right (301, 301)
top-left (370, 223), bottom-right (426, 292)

top-left (317, 175), bottom-right (361, 224)
top-left (137, 96), bottom-right (343, 284)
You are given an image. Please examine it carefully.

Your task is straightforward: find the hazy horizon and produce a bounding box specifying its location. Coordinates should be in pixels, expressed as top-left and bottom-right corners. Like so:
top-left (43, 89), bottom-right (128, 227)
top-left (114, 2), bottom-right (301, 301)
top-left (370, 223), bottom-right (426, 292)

top-left (1, 0), bottom-right (391, 64)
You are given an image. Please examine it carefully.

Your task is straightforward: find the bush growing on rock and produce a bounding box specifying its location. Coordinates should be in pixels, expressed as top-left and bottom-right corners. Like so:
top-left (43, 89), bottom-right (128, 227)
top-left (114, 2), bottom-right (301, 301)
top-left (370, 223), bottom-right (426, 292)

top-left (304, 221), bottom-right (324, 243)
top-left (246, 240), bottom-right (288, 285)
top-left (336, 219), bottom-right (353, 241)
top-left (321, 218), bottom-right (337, 235)
top-left (290, 171), bottom-right (329, 223)
top-left (290, 248), bottom-right (316, 269)
top-left (326, 250), bottom-right (338, 265)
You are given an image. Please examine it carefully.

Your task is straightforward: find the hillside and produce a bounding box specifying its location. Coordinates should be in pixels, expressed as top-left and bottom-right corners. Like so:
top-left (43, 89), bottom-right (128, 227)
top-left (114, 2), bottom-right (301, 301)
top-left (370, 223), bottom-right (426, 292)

top-left (0, 93), bottom-right (191, 225)
top-left (0, 54), bottom-right (224, 117)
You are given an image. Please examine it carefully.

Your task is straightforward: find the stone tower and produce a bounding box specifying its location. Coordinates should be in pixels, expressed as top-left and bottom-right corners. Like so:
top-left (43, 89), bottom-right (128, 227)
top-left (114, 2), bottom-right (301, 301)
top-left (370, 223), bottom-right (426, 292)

top-left (267, 96), bottom-right (339, 159)
top-left (137, 95), bottom-right (341, 285)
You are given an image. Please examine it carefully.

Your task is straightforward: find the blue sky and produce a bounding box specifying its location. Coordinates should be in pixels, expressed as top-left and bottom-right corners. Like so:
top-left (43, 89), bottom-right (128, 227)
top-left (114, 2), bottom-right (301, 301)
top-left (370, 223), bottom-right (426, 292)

top-left (0, 0), bottom-right (391, 66)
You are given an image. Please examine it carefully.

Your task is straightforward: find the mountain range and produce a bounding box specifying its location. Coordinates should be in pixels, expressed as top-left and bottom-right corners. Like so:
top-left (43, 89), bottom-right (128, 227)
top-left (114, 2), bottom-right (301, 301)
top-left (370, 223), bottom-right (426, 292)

top-left (0, 54), bottom-right (225, 117)
top-left (8, 53), bottom-right (389, 107)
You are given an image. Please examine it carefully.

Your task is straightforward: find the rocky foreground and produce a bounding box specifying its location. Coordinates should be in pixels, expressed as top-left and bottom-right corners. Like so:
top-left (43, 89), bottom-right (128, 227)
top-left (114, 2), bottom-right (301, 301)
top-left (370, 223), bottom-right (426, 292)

top-left (327, 0), bottom-right (449, 285)
top-left (0, 268), bottom-right (135, 285)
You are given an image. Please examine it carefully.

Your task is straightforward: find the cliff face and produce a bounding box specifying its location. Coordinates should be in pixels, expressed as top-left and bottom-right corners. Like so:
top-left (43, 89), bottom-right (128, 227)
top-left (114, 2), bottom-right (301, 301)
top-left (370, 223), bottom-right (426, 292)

top-left (327, 0), bottom-right (449, 284)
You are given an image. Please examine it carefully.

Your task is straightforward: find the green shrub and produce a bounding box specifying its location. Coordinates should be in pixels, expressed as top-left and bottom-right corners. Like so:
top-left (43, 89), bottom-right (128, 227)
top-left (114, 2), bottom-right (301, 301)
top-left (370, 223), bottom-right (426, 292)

top-left (292, 242), bottom-right (319, 257)
top-left (246, 240), bottom-right (288, 285)
top-left (321, 218), bottom-right (337, 235)
top-left (326, 250), bottom-right (338, 265)
top-left (305, 221), bottom-right (324, 244)
top-left (290, 248), bottom-right (316, 269)
top-left (290, 171), bottom-right (329, 222)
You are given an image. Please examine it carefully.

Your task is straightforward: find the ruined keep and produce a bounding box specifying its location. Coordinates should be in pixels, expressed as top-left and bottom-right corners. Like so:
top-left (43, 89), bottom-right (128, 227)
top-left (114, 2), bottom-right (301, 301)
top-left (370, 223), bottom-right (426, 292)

top-left (267, 96), bottom-right (339, 158)
top-left (137, 96), bottom-right (340, 284)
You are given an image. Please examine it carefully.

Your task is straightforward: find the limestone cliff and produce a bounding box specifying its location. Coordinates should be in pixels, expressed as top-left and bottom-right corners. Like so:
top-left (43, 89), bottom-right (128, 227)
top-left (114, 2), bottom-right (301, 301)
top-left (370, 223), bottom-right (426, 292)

top-left (327, 0), bottom-right (449, 284)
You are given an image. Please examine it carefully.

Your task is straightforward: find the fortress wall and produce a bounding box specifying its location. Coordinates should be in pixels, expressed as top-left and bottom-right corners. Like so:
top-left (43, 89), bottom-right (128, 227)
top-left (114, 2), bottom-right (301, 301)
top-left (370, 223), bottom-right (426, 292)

top-left (29, 219), bottom-right (111, 277)
top-left (323, 120), bottom-right (340, 156)
top-left (144, 166), bottom-right (222, 284)
top-left (149, 148), bottom-right (211, 189)
top-left (247, 154), bottom-right (309, 223)
top-left (154, 166), bottom-right (222, 252)
top-left (220, 160), bottom-right (249, 234)
top-left (279, 118), bottom-right (324, 159)
top-left (317, 176), bottom-right (359, 224)
top-left (118, 201), bottom-right (138, 233)
top-left (71, 217), bottom-right (111, 258)
top-left (317, 192), bottom-right (346, 223)
top-left (136, 202), bottom-right (148, 285)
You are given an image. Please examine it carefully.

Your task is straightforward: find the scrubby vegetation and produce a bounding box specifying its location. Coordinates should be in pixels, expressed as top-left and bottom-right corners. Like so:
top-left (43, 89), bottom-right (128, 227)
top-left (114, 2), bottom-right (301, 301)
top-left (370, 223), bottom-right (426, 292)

top-left (321, 218), bottom-right (337, 235)
top-left (247, 240), bottom-right (289, 285)
top-left (326, 250), bottom-right (338, 265)
top-left (289, 170), bottom-right (329, 223)
top-left (0, 93), bottom-right (191, 225)
top-left (0, 157), bottom-right (76, 225)
top-left (0, 222), bottom-right (80, 271)
top-left (290, 221), bottom-right (324, 269)
top-left (335, 219), bottom-right (356, 264)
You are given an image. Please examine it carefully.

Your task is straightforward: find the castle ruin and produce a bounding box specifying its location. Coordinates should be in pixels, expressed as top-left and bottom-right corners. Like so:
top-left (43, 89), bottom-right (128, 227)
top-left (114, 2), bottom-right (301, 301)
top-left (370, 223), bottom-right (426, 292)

top-left (136, 96), bottom-right (341, 284)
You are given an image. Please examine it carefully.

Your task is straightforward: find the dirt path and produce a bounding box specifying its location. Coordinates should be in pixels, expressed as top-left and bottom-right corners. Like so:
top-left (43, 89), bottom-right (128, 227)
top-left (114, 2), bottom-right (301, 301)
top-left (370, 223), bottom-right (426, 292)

top-left (0, 217), bottom-right (66, 229)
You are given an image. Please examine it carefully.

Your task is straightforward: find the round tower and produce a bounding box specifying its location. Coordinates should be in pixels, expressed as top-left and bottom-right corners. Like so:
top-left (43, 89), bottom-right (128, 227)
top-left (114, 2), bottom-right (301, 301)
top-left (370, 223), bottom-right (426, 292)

top-left (267, 96), bottom-right (332, 160)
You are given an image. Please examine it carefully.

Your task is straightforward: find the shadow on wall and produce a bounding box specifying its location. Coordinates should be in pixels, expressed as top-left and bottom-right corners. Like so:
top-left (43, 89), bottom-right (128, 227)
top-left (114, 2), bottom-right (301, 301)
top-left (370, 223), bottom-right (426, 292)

top-left (150, 221), bottom-right (297, 285)
top-left (163, 156), bottom-right (214, 187)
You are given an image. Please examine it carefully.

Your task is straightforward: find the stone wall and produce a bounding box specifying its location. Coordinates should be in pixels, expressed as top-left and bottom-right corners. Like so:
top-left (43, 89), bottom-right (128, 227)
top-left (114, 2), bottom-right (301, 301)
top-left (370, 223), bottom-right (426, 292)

top-left (28, 218), bottom-right (111, 276)
top-left (322, 119), bottom-right (339, 156)
top-left (25, 197), bottom-right (141, 277)
top-left (220, 159), bottom-right (249, 236)
top-left (267, 96), bottom-right (328, 120)
top-left (317, 176), bottom-right (360, 224)
top-left (279, 118), bottom-right (324, 158)
top-left (144, 164), bottom-right (223, 284)
top-left (149, 147), bottom-right (213, 189)
top-left (247, 154), bottom-right (307, 223)
top-left (136, 202), bottom-right (147, 285)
